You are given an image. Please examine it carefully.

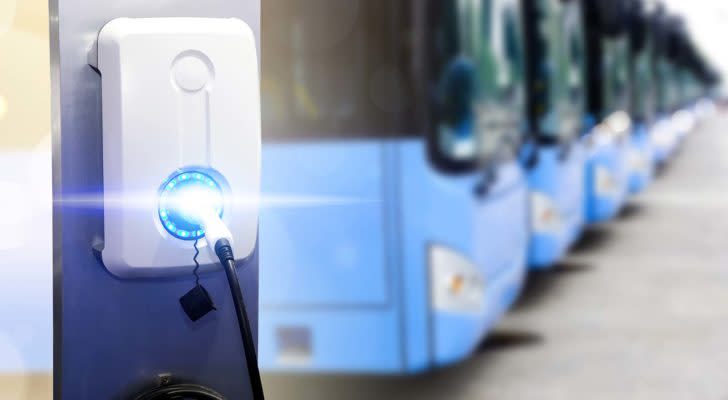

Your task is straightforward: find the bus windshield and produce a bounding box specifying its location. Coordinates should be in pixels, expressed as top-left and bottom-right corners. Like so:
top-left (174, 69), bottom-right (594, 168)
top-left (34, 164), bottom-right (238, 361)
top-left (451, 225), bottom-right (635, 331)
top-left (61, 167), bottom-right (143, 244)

top-left (656, 59), bottom-right (680, 113)
top-left (532, 0), bottom-right (585, 142)
top-left (603, 37), bottom-right (631, 116)
top-left (430, 0), bottom-right (525, 169)
top-left (262, 0), bottom-right (421, 140)
top-left (631, 18), bottom-right (656, 123)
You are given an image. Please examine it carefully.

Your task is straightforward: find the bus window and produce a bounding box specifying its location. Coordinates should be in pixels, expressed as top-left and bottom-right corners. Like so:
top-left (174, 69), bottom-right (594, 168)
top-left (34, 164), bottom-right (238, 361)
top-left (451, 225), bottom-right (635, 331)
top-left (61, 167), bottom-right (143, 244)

top-left (502, 6), bottom-right (525, 106)
top-left (428, 0), bottom-right (525, 172)
top-left (568, 25), bottom-right (585, 104)
top-left (631, 15), bottom-right (656, 123)
top-left (262, 0), bottom-right (418, 140)
top-left (540, 1), bottom-right (585, 142)
top-left (477, 0), bottom-right (525, 160)
top-left (428, 0), bottom-right (476, 167)
top-left (507, 8), bottom-right (525, 97)
top-left (565, 9), bottom-right (586, 128)
top-left (613, 39), bottom-right (631, 112)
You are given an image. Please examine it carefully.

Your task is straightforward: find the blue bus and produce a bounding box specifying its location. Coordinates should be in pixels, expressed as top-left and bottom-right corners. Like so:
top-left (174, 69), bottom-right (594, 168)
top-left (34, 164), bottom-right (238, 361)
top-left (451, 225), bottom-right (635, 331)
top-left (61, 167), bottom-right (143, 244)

top-left (581, 0), bottom-right (632, 223)
top-left (650, 10), bottom-right (686, 164)
top-left (259, 0), bottom-right (529, 373)
top-left (522, 0), bottom-right (587, 268)
top-left (684, 53), bottom-right (720, 125)
top-left (671, 28), bottom-right (713, 135)
top-left (664, 21), bottom-right (697, 147)
top-left (625, 0), bottom-right (657, 194)
top-left (690, 57), bottom-right (721, 123)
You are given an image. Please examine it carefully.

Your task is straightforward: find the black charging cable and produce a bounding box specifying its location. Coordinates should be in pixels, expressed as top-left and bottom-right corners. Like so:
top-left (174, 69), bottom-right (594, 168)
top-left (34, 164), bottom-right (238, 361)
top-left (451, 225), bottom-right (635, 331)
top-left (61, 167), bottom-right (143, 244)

top-left (214, 239), bottom-right (265, 400)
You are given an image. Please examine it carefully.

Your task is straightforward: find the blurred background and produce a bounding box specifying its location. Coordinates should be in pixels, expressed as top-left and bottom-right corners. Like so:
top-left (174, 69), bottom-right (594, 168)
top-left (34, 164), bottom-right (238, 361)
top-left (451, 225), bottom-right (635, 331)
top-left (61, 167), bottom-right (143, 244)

top-left (3, 0), bottom-right (728, 399)
top-left (0, 0), bottom-right (52, 398)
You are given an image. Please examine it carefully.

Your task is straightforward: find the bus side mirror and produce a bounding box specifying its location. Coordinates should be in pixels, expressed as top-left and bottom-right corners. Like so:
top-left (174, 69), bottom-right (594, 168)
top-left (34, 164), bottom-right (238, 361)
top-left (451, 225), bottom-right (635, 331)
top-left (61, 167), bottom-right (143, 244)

top-left (439, 57), bottom-right (476, 128)
top-left (434, 57), bottom-right (478, 162)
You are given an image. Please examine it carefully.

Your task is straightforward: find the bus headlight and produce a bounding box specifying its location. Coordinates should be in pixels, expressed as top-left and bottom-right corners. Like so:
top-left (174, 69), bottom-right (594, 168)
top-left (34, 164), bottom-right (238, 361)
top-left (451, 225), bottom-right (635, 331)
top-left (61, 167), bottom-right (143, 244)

top-left (672, 110), bottom-right (695, 135)
top-left (628, 149), bottom-right (648, 176)
top-left (651, 122), bottom-right (674, 148)
top-left (604, 111), bottom-right (632, 139)
top-left (595, 166), bottom-right (619, 198)
top-left (696, 99), bottom-right (716, 118)
top-left (429, 245), bottom-right (485, 315)
top-left (530, 192), bottom-right (562, 234)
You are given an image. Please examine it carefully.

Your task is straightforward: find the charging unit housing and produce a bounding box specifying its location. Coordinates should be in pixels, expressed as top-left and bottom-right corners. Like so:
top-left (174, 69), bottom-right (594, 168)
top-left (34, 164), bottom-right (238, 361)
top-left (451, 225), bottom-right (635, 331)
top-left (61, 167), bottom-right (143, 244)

top-left (96, 17), bottom-right (260, 278)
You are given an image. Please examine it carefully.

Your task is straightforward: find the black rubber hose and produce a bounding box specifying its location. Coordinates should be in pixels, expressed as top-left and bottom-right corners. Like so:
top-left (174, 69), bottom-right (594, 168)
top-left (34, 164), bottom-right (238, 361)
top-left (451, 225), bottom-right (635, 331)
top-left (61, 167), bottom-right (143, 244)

top-left (215, 239), bottom-right (265, 400)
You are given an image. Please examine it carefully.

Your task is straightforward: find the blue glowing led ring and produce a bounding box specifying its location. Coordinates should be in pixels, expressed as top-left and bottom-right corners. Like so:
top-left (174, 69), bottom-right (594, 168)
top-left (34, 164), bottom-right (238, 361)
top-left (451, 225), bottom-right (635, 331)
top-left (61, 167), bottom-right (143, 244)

top-left (158, 171), bottom-right (224, 240)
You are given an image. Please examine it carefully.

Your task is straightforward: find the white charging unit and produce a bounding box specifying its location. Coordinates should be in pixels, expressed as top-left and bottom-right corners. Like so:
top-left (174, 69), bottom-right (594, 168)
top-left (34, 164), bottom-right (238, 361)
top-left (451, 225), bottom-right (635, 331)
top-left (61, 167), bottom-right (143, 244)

top-left (94, 18), bottom-right (260, 278)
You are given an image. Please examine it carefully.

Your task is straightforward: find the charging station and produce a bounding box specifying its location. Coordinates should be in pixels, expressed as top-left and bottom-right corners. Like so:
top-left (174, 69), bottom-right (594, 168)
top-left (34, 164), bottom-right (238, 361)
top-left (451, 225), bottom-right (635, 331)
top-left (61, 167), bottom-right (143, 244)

top-left (50, 1), bottom-right (261, 398)
top-left (92, 17), bottom-right (260, 278)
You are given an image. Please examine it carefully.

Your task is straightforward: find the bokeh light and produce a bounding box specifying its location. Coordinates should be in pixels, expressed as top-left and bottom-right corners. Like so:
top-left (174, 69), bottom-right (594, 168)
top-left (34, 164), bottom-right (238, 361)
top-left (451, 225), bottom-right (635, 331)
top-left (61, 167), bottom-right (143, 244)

top-left (0, 95), bottom-right (8, 121)
top-left (0, 30), bottom-right (50, 150)
top-left (0, 0), bottom-right (16, 36)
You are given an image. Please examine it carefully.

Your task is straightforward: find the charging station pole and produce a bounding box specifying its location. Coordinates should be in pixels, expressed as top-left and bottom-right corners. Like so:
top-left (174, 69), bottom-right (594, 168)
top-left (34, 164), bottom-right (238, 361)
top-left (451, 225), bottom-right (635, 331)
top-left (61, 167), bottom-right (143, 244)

top-left (50, 1), bottom-right (260, 398)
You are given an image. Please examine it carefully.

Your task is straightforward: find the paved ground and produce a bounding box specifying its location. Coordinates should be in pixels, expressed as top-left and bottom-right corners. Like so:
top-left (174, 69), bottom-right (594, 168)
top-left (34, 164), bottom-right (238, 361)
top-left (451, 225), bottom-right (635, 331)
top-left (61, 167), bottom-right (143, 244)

top-left (263, 113), bottom-right (728, 400)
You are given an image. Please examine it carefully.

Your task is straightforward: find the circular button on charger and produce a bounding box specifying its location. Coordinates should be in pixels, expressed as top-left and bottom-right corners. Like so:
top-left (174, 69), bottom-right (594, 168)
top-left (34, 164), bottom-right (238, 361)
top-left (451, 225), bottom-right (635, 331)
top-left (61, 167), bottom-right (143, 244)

top-left (172, 54), bottom-right (212, 92)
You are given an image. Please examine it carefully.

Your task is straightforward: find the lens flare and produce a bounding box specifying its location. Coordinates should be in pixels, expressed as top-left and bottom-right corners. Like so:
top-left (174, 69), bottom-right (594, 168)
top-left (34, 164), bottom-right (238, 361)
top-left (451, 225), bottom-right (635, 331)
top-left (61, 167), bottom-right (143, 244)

top-left (158, 171), bottom-right (223, 240)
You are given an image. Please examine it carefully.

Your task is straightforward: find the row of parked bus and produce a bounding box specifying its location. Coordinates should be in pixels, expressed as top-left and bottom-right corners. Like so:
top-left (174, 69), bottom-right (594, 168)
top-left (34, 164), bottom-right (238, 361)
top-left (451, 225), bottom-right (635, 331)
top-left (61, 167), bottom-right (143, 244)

top-left (258, 0), bottom-right (719, 374)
